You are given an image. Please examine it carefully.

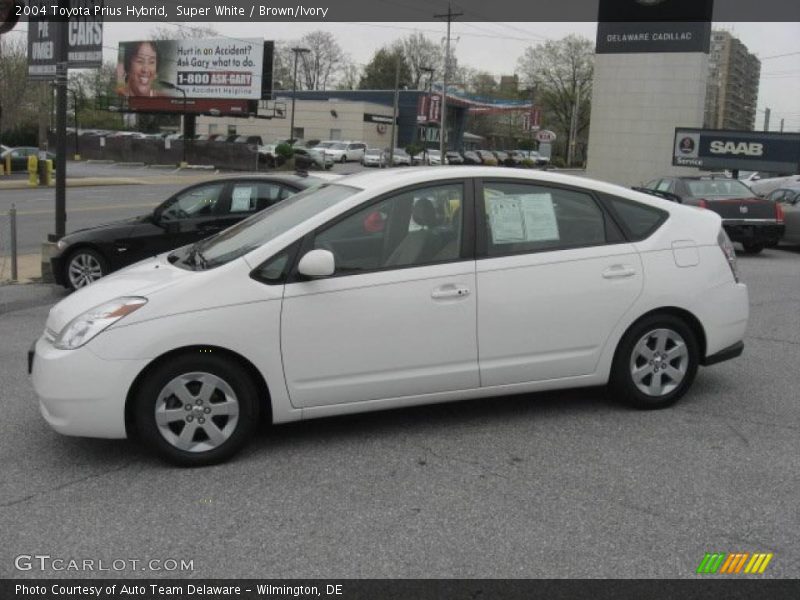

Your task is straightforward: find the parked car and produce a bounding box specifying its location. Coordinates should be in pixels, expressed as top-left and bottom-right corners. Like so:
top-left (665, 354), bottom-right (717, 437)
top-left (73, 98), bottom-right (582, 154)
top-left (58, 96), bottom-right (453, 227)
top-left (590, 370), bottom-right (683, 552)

top-left (446, 151), bottom-right (464, 165)
top-left (389, 148), bottom-right (412, 166)
top-left (749, 174), bottom-right (800, 197)
top-left (30, 167), bottom-right (748, 466)
top-left (766, 185), bottom-right (800, 245)
top-left (293, 147), bottom-right (334, 171)
top-left (493, 151), bottom-right (511, 166)
top-left (462, 151), bottom-right (481, 165)
top-left (424, 149), bottom-right (443, 165)
top-left (640, 176), bottom-right (784, 254)
top-left (324, 141), bottom-right (366, 163)
top-left (361, 147), bottom-right (388, 167)
top-left (0, 147), bottom-right (56, 172)
top-left (50, 174), bottom-right (326, 290)
top-left (475, 150), bottom-right (498, 166)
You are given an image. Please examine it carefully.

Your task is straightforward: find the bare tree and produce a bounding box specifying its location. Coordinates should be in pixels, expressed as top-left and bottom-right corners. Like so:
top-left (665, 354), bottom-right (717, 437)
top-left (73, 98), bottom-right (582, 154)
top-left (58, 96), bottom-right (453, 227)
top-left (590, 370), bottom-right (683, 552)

top-left (402, 32), bottom-right (443, 89)
top-left (516, 35), bottom-right (594, 164)
top-left (297, 31), bottom-right (345, 91)
top-left (335, 61), bottom-right (361, 91)
top-left (271, 41), bottom-right (295, 91)
top-left (0, 36), bottom-right (45, 144)
top-left (150, 24), bottom-right (219, 40)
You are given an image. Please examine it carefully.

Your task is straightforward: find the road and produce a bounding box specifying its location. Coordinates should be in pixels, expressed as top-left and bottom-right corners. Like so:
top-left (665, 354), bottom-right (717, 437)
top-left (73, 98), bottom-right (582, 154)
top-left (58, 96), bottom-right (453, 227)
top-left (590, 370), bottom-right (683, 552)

top-left (0, 247), bottom-right (798, 579)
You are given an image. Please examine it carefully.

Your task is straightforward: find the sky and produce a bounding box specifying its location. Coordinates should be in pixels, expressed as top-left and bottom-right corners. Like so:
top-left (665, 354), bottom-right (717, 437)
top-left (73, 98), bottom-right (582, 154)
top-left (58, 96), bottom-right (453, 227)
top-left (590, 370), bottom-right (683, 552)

top-left (7, 20), bottom-right (800, 130)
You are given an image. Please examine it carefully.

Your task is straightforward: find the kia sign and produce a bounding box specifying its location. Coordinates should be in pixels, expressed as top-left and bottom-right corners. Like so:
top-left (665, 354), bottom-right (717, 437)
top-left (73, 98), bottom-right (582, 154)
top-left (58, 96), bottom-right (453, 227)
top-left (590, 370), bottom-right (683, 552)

top-left (673, 128), bottom-right (800, 173)
top-left (536, 130), bottom-right (557, 143)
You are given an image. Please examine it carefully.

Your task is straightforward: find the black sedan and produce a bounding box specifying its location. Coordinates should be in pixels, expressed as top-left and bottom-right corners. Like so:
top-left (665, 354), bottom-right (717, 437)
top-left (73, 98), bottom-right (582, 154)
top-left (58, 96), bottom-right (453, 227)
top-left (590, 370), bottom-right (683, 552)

top-left (1, 147), bottom-right (56, 172)
top-left (639, 175), bottom-right (784, 254)
top-left (52, 174), bottom-right (325, 290)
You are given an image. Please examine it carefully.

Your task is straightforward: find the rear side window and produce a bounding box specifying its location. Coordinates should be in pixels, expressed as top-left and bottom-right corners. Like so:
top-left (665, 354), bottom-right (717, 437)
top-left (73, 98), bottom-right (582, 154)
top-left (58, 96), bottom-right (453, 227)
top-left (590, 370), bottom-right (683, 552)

top-left (601, 194), bottom-right (668, 241)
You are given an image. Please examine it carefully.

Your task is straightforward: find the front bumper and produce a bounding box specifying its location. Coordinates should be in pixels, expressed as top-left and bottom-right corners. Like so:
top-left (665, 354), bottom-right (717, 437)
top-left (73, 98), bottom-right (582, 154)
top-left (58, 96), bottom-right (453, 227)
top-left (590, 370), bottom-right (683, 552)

top-left (49, 254), bottom-right (67, 286)
top-left (30, 336), bottom-right (148, 439)
top-left (722, 222), bottom-right (784, 246)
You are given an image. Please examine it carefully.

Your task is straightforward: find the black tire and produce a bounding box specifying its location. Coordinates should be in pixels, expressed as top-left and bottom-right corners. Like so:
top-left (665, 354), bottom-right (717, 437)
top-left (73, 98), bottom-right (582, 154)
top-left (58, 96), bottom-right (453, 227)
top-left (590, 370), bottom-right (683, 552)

top-left (65, 247), bottom-right (108, 290)
top-left (741, 243), bottom-right (764, 254)
top-left (340, 155), bottom-right (347, 163)
top-left (133, 353), bottom-right (260, 467)
top-left (609, 314), bottom-right (699, 410)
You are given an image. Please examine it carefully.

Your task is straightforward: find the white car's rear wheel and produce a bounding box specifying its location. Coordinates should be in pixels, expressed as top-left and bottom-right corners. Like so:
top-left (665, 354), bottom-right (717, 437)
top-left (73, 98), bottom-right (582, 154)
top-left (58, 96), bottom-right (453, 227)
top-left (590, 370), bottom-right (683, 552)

top-left (610, 315), bottom-right (699, 409)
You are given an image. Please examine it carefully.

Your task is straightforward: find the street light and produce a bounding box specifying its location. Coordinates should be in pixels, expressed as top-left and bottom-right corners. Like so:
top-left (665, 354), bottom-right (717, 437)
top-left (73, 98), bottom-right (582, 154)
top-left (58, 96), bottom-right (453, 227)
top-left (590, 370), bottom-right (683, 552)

top-left (158, 80), bottom-right (188, 166)
top-left (289, 47), bottom-right (310, 144)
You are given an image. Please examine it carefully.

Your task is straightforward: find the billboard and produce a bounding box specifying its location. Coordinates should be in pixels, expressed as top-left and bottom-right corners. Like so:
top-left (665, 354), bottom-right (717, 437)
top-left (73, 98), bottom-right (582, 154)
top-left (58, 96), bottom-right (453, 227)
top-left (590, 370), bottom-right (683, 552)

top-left (673, 128), bottom-right (800, 173)
top-left (596, 0), bottom-right (713, 54)
top-left (27, 2), bottom-right (103, 79)
top-left (116, 38), bottom-right (273, 110)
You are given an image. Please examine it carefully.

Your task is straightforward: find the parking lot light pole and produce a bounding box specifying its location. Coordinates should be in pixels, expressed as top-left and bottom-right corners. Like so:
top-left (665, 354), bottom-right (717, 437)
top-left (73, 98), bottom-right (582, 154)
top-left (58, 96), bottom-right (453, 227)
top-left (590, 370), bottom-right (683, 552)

top-left (289, 47), bottom-right (310, 144)
top-left (159, 80), bottom-right (188, 166)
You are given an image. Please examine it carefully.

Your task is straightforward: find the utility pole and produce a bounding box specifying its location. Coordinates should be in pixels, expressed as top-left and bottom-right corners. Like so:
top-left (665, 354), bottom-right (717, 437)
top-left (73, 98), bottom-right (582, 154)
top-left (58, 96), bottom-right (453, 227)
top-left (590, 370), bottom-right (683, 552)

top-left (567, 84), bottom-right (581, 167)
top-left (435, 3), bottom-right (462, 158)
top-left (420, 66), bottom-right (434, 164)
top-left (289, 47), bottom-right (310, 143)
top-left (389, 57), bottom-right (400, 168)
top-left (780, 118), bottom-right (784, 133)
top-left (763, 107), bottom-right (771, 132)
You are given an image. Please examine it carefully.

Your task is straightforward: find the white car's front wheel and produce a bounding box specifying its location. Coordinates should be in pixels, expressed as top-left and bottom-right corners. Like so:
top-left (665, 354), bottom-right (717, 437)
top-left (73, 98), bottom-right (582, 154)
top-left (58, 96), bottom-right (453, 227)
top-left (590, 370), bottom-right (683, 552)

top-left (134, 353), bottom-right (260, 466)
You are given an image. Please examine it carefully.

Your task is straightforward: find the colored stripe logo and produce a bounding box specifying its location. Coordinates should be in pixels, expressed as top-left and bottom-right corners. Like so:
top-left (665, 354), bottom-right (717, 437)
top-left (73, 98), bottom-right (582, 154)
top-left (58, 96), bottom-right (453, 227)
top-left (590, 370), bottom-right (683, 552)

top-left (696, 553), bottom-right (773, 574)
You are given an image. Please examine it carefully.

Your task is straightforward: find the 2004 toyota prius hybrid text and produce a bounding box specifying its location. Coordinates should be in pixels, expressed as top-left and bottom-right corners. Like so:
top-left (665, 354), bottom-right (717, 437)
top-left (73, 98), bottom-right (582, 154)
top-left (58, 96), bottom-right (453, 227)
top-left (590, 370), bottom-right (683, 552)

top-left (29, 168), bottom-right (749, 466)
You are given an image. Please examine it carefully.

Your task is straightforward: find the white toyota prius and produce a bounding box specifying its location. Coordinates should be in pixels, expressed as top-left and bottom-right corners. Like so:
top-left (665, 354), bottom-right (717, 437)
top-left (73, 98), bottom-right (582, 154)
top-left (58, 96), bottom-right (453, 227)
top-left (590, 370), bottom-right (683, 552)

top-left (30, 167), bottom-right (749, 466)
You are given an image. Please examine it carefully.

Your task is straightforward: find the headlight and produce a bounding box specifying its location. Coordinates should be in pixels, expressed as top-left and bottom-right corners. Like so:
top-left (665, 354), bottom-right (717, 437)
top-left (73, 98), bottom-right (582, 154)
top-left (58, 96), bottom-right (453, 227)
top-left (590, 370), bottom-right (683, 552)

top-left (56, 239), bottom-right (69, 251)
top-left (53, 297), bottom-right (147, 350)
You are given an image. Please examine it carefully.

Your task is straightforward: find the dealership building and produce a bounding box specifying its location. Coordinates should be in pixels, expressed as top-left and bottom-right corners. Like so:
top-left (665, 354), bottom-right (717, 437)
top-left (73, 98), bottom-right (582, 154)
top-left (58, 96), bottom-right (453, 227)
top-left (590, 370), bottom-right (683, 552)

top-left (196, 90), bottom-right (471, 149)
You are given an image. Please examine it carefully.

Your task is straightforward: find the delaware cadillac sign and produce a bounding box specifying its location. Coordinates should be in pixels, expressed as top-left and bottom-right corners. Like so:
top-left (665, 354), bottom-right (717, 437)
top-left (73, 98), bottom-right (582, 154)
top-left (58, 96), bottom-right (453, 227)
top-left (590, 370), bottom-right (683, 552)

top-left (673, 128), bottom-right (800, 173)
top-left (596, 0), bottom-right (713, 54)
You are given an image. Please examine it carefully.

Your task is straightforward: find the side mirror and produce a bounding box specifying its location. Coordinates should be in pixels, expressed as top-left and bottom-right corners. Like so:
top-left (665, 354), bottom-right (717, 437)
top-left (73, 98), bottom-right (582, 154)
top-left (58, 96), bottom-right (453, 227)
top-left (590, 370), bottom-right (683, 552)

top-left (298, 249), bottom-right (335, 278)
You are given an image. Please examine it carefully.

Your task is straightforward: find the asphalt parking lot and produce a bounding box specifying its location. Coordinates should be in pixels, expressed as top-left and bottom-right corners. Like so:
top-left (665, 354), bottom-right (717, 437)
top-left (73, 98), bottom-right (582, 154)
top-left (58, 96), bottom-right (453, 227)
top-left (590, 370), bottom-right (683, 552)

top-left (0, 247), bottom-right (798, 579)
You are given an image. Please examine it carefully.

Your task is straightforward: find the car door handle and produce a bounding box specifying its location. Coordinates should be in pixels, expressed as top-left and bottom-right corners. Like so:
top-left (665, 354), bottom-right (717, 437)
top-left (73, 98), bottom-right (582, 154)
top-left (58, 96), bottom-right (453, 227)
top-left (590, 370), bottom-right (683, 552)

top-left (431, 284), bottom-right (471, 300)
top-left (602, 265), bottom-right (637, 279)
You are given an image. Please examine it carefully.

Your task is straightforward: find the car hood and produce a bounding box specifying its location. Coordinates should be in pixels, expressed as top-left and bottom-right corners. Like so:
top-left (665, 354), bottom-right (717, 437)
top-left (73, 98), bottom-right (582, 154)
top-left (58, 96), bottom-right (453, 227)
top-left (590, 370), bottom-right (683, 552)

top-left (64, 214), bottom-right (149, 240)
top-left (45, 254), bottom-right (192, 335)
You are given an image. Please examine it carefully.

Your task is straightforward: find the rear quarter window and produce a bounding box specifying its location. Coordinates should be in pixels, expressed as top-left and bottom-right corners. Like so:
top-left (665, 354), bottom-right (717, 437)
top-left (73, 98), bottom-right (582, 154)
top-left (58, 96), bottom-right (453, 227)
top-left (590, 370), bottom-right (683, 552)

top-left (600, 194), bottom-right (669, 241)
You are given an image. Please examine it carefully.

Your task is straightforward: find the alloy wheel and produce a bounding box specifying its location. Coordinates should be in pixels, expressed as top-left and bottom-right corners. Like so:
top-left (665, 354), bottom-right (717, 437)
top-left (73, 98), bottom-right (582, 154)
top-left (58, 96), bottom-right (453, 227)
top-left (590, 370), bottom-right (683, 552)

top-left (629, 328), bottom-right (689, 397)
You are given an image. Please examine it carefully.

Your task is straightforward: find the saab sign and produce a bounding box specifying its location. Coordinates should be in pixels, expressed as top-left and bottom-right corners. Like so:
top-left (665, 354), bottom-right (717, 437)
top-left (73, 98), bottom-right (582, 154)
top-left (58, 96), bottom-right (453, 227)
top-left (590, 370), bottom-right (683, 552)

top-left (673, 128), bottom-right (800, 173)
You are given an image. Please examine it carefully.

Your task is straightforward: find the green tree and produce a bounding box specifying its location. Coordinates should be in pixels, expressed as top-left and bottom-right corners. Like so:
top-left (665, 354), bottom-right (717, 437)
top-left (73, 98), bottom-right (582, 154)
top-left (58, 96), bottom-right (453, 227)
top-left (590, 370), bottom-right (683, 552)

top-left (359, 45), bottom-right (412, 90)
top-left (516, 35), bottom-right (593, 165)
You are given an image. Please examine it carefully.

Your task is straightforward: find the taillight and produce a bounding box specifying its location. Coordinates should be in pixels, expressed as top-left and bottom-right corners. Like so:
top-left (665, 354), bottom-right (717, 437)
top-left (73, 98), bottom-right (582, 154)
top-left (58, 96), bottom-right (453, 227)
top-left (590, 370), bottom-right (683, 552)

top-left (697, 199), bottom-right (708, 209)
top-left (718, 228), bottom-right (739, 283)
top-left (776, 202), bottom-right (785, 224)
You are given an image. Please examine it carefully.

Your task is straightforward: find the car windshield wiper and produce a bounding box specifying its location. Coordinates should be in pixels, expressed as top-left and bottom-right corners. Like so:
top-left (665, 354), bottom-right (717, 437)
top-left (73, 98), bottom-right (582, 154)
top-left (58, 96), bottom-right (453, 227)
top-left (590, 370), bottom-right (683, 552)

top-left (186, 245), bottom-right (209, 270)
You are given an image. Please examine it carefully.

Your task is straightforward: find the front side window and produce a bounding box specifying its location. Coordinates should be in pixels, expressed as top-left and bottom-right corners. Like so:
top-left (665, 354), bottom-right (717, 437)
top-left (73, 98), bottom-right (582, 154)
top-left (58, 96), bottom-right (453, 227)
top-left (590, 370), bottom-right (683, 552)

top-left (313, 183), bottom-right (464, 274)
top-left (160, 184), bottom-right (224, 221)
top-left (483, 182), bottom-right (608, 256)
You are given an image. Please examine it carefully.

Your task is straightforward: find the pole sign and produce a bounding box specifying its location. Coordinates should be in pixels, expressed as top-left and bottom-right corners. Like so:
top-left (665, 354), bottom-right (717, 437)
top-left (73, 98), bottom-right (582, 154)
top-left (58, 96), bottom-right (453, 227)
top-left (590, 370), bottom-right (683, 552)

top-left (596, 0), bottom-right (713, 54)
top-left (536, 130), bottom-right (557, 143)
top-left (673, 128), bottom-right (800, 173)
top-left (27, 1), bottom-right (103, 79)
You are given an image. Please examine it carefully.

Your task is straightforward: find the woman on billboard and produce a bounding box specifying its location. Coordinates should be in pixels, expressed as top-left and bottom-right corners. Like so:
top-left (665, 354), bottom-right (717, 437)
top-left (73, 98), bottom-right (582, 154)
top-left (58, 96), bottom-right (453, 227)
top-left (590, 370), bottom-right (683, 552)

top-left (117, 41), bottom-right (164, 97)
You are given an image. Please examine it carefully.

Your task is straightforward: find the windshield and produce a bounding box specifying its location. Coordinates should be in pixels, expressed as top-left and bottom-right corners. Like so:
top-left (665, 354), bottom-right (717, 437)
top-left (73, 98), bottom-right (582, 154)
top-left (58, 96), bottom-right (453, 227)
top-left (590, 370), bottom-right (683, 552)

top-left (366, 149), bottom-right (382, 156)
top-left (173, 183), bottom-right (360, 270)
top-left (686, 179), bottom-right (754, 198)
top-left (316, 141), bottom-right (335, 148)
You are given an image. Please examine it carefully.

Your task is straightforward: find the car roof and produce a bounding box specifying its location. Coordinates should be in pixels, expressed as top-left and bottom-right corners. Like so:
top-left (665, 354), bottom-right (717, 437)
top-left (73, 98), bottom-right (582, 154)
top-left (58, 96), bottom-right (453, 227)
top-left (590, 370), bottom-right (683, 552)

top-left (191, 173), bottom-right (324, 187)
